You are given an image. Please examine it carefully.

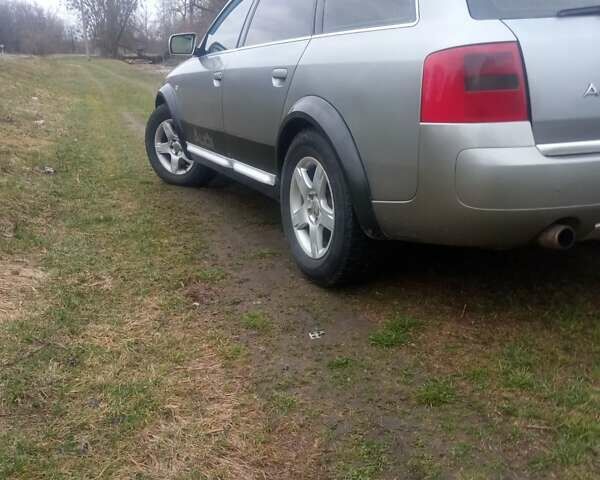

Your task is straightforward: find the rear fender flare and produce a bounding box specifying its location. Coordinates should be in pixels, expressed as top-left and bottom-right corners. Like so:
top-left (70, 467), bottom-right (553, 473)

top-left (278, 96), bottom-right (383, 239)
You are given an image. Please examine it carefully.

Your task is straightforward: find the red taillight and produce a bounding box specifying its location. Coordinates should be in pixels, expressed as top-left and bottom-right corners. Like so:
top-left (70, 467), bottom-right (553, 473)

top-left (421, 42), bottom-right (529, 123)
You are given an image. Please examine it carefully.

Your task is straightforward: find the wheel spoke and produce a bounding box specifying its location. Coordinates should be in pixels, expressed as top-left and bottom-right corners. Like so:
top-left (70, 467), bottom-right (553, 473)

top-left (292, 207), bottom-right (308, 229)
top-left (309, 223), bottom-right (320, 257)
top-left (155, 142), bottom-right (170, 154)
top-left (170, 155), bottom-right (180, 173)
top-left (319, 207), bottom-right (335, 232)
top-left (163, 121), bottom-right (176, 141)
top-left (313, 165), bottom-right (325, 195)
top-left (293, 167), bottom-right (312, 199)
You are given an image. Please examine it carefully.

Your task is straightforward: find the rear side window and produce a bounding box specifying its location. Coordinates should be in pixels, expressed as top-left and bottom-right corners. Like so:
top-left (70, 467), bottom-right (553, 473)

top-left (467, 0), bottom-right (600, 19)
top-left (205, 0), bottom-right (254, 53)
top-left (245, 0), bottom-right (316, 47)
top-left (323, 0), bottom-right (417, 34)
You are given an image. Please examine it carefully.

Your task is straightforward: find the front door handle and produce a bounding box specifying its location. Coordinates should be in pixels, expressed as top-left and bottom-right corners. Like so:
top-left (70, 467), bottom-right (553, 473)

top-left (272, 68), bottom-right (288, 87)
top-left (213, 71), bottom-right (224, 87)
top-left (272, 68), bottom-right (288, 80)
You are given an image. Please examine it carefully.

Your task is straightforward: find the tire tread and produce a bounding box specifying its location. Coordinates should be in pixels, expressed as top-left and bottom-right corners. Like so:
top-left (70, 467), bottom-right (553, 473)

top-left (282, 129), bottom-right (372, 287)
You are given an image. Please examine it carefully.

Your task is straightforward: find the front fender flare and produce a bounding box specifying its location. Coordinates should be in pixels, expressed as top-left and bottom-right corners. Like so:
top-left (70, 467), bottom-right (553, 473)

top-left (279, 96), bottom-right (383, 239)
top-left (156, 84), bottom-right (186, 143)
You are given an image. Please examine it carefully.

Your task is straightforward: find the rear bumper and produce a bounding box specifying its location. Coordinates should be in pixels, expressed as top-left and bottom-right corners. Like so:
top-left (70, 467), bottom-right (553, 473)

top-left (373, 123), bottom-right (600, 247)
top-left (456, 147), bottom-right (600, 211)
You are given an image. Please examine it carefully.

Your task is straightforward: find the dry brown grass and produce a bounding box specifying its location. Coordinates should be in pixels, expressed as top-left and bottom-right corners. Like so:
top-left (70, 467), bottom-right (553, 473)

top-left (0, 260), bottom-right (46, 324)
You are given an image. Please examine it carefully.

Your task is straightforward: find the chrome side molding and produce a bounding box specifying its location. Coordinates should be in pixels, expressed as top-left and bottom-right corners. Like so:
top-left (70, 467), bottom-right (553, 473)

top-left (538, 139), bottom-right (600, 157)
top-left (186, 142), bottom-right (277, 186)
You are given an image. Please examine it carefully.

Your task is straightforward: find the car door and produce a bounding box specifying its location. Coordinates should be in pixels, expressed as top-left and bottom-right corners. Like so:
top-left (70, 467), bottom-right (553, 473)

top-left (177, 0), bottom-right (254, 155)
top-left (221, 0), bottom-right (316, 176)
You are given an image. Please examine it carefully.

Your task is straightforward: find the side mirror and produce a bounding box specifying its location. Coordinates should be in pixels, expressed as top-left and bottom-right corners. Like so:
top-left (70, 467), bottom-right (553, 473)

top-left (169, 33), bottom-right (197, 56)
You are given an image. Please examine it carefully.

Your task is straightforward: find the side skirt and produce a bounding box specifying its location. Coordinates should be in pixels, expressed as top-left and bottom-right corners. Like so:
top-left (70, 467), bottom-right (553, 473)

top-left (186, 142), bottom-right (279, 199)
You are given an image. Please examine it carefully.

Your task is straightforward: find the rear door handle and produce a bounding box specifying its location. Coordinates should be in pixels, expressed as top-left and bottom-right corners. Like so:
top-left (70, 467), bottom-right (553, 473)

top-left (213, 71), bottom-right (223, 87)
top-left (272, 68), bottom-right (288, 87)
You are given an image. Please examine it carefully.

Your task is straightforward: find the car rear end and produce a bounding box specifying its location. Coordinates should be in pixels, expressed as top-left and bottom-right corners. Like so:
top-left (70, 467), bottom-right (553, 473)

top-left (374, 0), bottom-right (600, 249)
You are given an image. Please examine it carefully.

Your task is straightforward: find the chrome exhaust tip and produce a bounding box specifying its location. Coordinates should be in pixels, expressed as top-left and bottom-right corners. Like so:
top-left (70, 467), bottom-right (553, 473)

top-left (538, 224), bottom-right (576, 251)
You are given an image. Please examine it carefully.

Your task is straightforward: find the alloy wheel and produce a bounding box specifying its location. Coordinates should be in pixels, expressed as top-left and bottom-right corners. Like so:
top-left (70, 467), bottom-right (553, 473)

top-left (289, 156), bottom-right (335, 259)
top-left (154, 119), bottom-right (194, 175)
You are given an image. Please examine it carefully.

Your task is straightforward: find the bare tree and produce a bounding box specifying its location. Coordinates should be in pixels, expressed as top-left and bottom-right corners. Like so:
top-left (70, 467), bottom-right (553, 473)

top-left (66, 0), bottom-right (140, 57)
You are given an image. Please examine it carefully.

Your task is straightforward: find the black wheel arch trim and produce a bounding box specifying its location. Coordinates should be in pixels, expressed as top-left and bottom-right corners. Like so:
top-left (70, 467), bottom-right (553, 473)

top-left (278, 96), bottom-right (384, 239)
top-left (155, 84), bottom-right (190, 156)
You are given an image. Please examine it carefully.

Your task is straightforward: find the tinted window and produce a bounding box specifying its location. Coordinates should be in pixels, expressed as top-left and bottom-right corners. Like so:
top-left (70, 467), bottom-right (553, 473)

top-left (467, 0), bottom-right (600, 19)
top-left (205, 0), bottom-right (253, 53)
top-left (245, 0), bottom-right (315, 46)
top-left (323, 0), bottom-right (417, 34)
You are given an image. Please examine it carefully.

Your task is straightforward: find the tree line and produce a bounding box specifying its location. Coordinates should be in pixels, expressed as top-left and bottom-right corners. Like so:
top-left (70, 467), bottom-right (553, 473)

top-left (0, 0), bottom-right (77, 54)
top-left (0, 0), bottom-right (228, 57)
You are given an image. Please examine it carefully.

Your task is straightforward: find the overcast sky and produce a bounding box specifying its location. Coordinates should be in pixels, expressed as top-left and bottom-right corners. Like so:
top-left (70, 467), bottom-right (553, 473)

top-left (35, 0), bottom-right (74, 21)
top-left (34, 0), bottom-right (159, 24)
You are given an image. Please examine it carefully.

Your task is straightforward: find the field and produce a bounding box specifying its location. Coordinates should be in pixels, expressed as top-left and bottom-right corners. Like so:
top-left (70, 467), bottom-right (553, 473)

top-left (0, 56), bottom-right (598, 479)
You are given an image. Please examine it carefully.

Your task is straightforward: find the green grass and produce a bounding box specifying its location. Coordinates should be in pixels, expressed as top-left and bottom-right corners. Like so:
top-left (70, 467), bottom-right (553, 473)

top-left (328, 357), bottom-right (356, 370)
top-left (197, 267), bottom-right (228, 283)
top-left (0, 57), bottom-right (267, 479)
top-left (337, 438), bottom-right (389, 480)
top-left (270, 391), bottom-right (297, 415)
top-left (369, 315), bottom-right (420, 348)
top-left (416, 378), bottom-right (457, 407)
top-left (241, 311), bottom-right (271, 332)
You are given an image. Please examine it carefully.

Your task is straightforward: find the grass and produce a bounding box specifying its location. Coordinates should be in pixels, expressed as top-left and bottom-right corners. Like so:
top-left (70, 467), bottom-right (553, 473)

top-left (337, 438), bottom-right (389, 480)
top-left (407, 453), bottom-right (442, 480)
top-left (328, 356), bottom-right (356, 370)
top-left (0, 57), bottom-right (273, 479)
top-left (1, 56), bottom-right (599, 480)
top-left (242, 311), bottom-right (271, 332)
top-left (369, 315), bottom-right (420, 348)
top-left (270, 391), bottom-right (298, 415)
top-left (416, 378), bottom-right (457, 407)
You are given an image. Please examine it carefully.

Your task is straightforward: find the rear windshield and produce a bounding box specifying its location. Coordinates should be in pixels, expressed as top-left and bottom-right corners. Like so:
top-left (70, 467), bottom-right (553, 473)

top-left (467, 0), bottom-right (600, 19)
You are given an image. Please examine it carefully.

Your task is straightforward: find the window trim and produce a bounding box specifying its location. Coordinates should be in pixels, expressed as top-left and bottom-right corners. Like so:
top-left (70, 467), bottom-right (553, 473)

top-left (201, 0), bottom-right (420, 58)
top-left (197, 0), bottom-right (257, 56)
top-left (239, 0), bottom-right (318, 48)
top-left (237, 0), bottom-right (260, 48)
top-left (315, 0), bottom-right (420, 37)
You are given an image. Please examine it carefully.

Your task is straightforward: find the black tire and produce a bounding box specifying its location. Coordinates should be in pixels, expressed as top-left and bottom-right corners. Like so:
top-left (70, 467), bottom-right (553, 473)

top-left (145, 104), bottom-right (215, 187)
top-left (281, 129), bottom-right (371, 287)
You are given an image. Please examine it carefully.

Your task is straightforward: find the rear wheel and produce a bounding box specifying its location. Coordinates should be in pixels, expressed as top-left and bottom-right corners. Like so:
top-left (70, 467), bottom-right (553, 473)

top-left (281, 129), bottom-right (371, 286)
top-left (145, 104), bottom-right (215, 187)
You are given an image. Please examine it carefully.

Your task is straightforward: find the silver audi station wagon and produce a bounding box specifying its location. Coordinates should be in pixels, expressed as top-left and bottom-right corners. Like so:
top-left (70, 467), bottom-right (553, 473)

top-left (145, 0), bottom-right (600, 286)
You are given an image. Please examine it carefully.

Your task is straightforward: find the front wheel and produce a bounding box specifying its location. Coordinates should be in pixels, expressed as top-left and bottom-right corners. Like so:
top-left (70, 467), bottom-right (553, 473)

top-left (145, 104), bottom-right (215, 187)
top-left (281, 129), bottom-right (371, 286)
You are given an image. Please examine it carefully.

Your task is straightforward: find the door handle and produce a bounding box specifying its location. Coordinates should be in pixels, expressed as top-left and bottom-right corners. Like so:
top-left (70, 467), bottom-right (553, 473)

top-left (272, 68), bottom-right (288, 80)
top-left (272, 68), bottom-right (288, 87)
top-left (213, 71), bottom-right (223, 87)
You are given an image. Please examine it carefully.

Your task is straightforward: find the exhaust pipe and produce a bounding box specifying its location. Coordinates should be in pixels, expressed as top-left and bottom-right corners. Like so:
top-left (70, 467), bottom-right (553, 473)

top-left (538, 224), bottom-right (576, 251)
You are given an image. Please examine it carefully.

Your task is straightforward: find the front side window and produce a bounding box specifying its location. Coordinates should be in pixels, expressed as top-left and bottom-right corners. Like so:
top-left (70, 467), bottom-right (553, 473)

top-left (323, 0), bottom-right (417, 34)
top-left (205, 0), bottom-right (254, 53)
top-left (245, 0), bottom-right (315, 47)
top-left (467, 0), bottom-right (600, 19)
